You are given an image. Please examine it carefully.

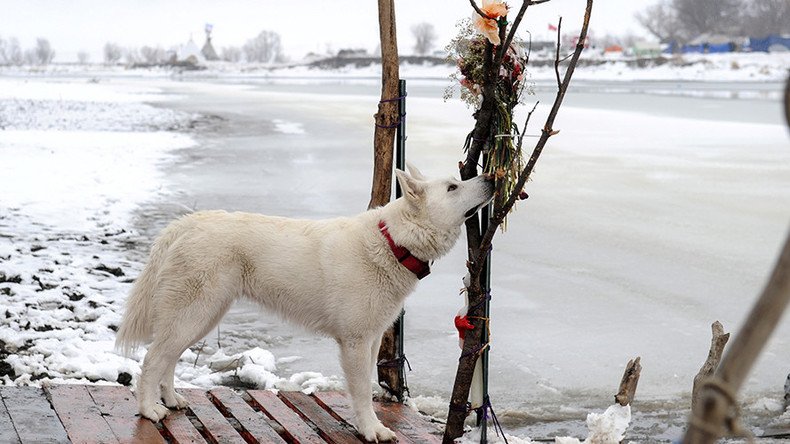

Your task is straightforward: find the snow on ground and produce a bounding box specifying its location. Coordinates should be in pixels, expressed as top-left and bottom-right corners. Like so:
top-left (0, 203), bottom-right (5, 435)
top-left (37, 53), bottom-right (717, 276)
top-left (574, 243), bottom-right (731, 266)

top-left (0, 78), bottom-right (341, 396)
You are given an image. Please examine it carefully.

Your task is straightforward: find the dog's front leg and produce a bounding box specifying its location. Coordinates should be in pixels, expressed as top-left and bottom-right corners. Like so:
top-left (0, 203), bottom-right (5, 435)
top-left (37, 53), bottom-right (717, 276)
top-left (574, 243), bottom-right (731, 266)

top-left (340, 339), bottom-right (397, 442)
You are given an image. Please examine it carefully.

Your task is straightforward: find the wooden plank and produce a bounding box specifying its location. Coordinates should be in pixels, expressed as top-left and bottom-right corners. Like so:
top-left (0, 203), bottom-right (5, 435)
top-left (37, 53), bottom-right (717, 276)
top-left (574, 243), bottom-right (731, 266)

top-left (2, 386), bottom-right (70, 443)
top-left (161, 409), bottom-right (206, 444)
top-left (178, 388), bottom-right (246, 444)
top-left (209, 388), bottom-right (286, 444)
top-left (374, 402), bottom-right (441, 444)
top-left (315, 392), bottom-right (440, 444)
top-left (312, 392), bottom-right (354, 423)
top-left (247, 390), bottom-right (325, 444)
top-left (279, 391), bottom-right (360, 444)
top-left (86, 385), bottom-right (165, 444)
top-left (47, 384), bottom-right (117, 443)
top-left (0, 389), bottom-right (21, 444)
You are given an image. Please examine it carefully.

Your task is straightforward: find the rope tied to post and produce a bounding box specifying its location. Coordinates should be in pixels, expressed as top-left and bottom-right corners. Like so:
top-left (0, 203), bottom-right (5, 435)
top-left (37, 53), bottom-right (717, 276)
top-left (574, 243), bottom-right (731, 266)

top-left (377, 354), bottom-right (412, 397)
top-left (688, 377), bottom-right (754, 442)
top-left (477, 395), bottom-right (509, 444)
top-left (375, 95), bottom-right (407, 129)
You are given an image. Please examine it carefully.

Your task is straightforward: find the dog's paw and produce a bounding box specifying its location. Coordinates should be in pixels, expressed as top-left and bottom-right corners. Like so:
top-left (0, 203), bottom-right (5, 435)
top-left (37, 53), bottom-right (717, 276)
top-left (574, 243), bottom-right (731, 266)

top-left (358, 422), bottom-right (397, 442)
top-left (140, 403), bottom-right (170, 422)
top-left (163, 391), bottom-right (188, 410)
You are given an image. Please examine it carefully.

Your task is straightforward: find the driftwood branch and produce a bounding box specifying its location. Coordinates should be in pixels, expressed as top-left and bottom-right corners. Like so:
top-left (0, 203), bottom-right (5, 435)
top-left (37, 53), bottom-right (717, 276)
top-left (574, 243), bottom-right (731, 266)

top-left (683, 231), bottom-right (790, 443)
top-left (443, 1), bottom-right (593, 442)
top-left (691, 321), bottom-right (729, 412)
top-left (615, 357), bottom-right (642, 406)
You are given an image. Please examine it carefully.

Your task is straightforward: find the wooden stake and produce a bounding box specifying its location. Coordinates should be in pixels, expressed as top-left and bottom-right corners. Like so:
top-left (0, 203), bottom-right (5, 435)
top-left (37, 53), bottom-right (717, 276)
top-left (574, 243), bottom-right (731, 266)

top-left (691, 321), bottom-right (729, 412)
top-left (615, 357), bottom-right (642, 407)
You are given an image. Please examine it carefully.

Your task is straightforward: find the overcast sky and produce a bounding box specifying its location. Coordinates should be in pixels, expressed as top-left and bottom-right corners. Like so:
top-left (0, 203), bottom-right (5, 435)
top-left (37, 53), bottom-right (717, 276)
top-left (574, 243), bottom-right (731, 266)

top-left (2, 0), bottom-right (658, 62)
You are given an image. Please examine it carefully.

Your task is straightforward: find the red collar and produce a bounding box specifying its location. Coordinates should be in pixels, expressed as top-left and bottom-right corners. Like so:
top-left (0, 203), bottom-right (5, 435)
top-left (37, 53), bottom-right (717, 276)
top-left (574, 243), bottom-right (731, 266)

top-left (378, 221), bottom-right (431, 279)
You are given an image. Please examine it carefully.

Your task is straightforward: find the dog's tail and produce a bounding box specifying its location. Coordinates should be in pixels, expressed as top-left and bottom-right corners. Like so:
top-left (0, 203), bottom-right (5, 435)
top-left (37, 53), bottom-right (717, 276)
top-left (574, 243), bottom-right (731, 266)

top-left (115, 222), bottom-right (183, 357)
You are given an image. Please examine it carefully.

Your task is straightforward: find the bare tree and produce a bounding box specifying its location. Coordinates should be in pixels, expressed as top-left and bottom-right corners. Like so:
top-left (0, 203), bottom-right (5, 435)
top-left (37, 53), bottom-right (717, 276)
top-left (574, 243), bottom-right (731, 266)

top-left (220, 46), bottom-right (242, 62)
top-left (411, 22), bottom-right (437, 55)
top-left (123, 47), bottom-right (141, 64)
top-left (7, 37), bottom-right (23, 65)
top-left (103, 42), bottom-right (122, 64)
top-left (674, 0), bottom-right (741, 37)
top-left (77, 51), bottom-right (90, 64)
top-left (635, 0), bottom-right (687, 43)
top-left (34, 38), bottom-right (55, 65)
top-left (242, 30), bottom-right (282, 63)
top-left (637, 0), bottom-right (744, 43)
top-left (23, 49), bottom-right (36, 65)
top-left (140, 46), bottom-right (166, 64)
top-left (0, 37), bottom-right (8, 65)
top-left (742, 0), bottom-right (790, 37)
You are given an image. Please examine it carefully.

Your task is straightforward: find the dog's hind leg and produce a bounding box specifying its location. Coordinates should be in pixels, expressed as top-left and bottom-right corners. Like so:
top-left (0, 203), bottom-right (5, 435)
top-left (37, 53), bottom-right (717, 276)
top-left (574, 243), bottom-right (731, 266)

top-left (340, 339), bottom-right (397, 443)
top-left (138, 283), bottom-right (235, 421)
top-left (137, 336), bottom-right (180, 422)
top-left (160, 358), bottom-right (187, 409)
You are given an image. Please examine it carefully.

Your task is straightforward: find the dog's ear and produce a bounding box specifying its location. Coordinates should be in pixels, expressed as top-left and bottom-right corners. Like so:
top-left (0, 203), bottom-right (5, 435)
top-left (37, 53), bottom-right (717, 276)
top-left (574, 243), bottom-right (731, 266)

top-left (395, 169), bottom-right (424, 201)
top-left (405, 162), bottom-right (426, 181)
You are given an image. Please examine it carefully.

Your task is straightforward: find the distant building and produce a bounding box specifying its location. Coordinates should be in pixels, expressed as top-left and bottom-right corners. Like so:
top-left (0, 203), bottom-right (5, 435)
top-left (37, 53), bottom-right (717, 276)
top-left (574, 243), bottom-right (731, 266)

top-left (747, 35), bottom-right (790, 52)
top-left (176, 37), bottom-right (206, 64)
top-left (632, 41), bottom-right (662, 57)
top-left (202, 24), bottom-right (219, 61)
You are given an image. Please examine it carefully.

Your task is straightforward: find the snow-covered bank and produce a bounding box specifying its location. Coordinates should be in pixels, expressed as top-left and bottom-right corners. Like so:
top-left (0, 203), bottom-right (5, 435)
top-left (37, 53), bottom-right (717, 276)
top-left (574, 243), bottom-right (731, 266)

top-left (0, 79), bottom-right (342, 395)
top-left (2, 51), bottom-right (788, 83)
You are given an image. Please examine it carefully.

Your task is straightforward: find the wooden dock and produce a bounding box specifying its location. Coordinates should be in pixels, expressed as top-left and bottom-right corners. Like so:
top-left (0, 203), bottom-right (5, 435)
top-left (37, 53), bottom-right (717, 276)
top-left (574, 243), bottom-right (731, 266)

top-left (0, 385), bottom-right (442, 443)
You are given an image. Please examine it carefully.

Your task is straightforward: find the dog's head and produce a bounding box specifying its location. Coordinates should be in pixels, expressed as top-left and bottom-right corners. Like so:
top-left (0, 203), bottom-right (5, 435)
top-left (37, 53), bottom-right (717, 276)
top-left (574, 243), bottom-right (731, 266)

top-left (394, 163), bottom-right (494, 231)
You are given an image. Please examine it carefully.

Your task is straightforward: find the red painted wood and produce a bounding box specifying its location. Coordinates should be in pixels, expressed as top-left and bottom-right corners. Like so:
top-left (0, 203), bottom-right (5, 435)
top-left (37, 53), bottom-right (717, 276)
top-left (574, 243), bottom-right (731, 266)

top-left (0, 388), bottom-right (20, 444)
top-left (178, 388), bottom-right (246, 444)
top-left (47, 384), bottom-right (117, 443)
top-left (247, 390), bottom-right (325, 444)
top-left (85, 385), bottom-right (165, 443)
top-left (279, 392), bottom-right (361, 444)
top-left (209, 387), bottom-right (286, 443)
top-left (162, 409), bottom-right (206, 444)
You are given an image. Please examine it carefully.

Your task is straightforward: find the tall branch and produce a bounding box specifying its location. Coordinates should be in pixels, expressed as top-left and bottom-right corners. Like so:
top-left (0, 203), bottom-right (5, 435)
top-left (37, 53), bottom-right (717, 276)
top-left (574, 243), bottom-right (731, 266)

top-left (473, 1), bottom-right (591, 273)
top-left (443, 1), bottom-right (593, 441)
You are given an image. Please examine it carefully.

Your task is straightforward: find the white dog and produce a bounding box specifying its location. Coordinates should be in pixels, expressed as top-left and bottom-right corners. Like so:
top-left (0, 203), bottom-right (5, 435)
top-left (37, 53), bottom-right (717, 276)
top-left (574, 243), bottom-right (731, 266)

top-left (115, 164), bottom-right (493, 442)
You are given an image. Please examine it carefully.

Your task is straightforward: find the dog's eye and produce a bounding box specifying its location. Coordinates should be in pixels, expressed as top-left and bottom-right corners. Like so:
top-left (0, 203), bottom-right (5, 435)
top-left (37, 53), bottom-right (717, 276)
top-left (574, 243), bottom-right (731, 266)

top-left (447, 184), bottom-right (458, 192)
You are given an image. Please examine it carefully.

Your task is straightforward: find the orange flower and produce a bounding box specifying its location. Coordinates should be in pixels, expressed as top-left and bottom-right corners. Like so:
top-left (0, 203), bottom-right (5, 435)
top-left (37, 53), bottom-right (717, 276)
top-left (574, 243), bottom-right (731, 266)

top-left (473, 0), bottom-right (508, 45)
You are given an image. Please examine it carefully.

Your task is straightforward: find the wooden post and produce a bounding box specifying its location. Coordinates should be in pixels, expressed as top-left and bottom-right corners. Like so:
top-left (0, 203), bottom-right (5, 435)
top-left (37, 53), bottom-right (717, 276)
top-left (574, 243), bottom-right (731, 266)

top-left (368, 0), bottom-right (399, 210)
top-left (370, 0), bottom-right (403, 401)
top-left (683, 231), bottom-right (790, 443)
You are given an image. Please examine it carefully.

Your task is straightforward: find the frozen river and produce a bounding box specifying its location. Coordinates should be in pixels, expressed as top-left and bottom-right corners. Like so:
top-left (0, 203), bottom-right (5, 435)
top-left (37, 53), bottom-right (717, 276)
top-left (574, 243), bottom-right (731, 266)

top-left (130, 76), bottom-right (789, 441)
